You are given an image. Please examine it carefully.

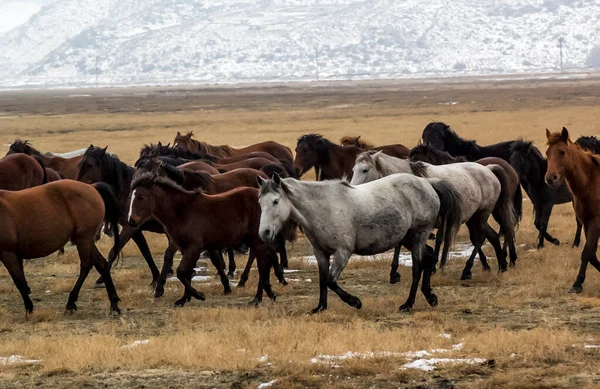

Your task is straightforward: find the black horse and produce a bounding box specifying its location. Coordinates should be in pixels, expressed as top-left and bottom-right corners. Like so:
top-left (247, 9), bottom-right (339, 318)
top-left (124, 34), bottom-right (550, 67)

top-left (575, 135), bottom-right (600, 155)
top-left (508, 141), bottom-right (580, 248)
top-left (421, 122), bottom-right (523, 223)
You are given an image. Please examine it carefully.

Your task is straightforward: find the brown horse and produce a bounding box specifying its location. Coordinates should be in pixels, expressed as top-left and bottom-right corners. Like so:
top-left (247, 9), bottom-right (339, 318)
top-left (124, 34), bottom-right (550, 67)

top-left (173, 131), bottom-right (293, 165)
top-left (7, 140), bottom-right (82, 179)
top-left (0, 153), bottom-right (47, 190)
top-left (545, 127), bottom-right (600, 294)
top-left (0, 180), bottom-right (121, 314)
top-left (340, 135), bottom-right (410, 157)
top-left (128, 172), bottom-right (279, 306)
top-left (46, 168), bottom-right (63, 182)
top-left (294, 134), bottom-right (409, 180)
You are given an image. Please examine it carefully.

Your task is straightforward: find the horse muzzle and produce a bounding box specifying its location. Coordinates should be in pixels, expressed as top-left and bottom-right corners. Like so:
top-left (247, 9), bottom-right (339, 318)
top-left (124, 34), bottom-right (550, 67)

top-left (544, 173), bottom-right (561, 188)
top-left (259, 228), bottom-right (276, 243)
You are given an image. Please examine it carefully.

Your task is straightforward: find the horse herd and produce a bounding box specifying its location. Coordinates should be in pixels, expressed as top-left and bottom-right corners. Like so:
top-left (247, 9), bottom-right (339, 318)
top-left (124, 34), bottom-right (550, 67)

top-left (1, 123), bottom-right (599, 315)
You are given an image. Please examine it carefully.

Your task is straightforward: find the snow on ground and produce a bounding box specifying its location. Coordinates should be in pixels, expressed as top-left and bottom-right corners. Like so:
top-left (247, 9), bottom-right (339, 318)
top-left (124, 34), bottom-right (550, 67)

top-left (120, 340), bottom-right (150, 350)
top-left (0, 355), bottom-right (40, 365)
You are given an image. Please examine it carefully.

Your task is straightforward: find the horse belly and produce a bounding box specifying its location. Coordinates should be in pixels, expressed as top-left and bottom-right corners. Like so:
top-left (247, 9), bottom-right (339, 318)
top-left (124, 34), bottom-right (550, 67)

top-left (354, 214), bottom-right (409, 255)
top-left (17, 218), bottom-right (73, 259)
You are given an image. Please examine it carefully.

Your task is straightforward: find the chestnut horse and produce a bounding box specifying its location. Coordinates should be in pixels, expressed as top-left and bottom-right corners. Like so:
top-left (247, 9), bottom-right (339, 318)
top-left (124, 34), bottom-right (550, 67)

top-left (0, 180), bottom-right (121, 314)
top-left (181, 157), bottom-right (277, 174)
top-left (545, 127), bottom-right (600, 294)
top-left (173, 131), bottom-right (293, 165)
top-left (0, 153), bottom-right (47, 190)
top-left (340, 135), bottom-right (410, 158)
top-left (293, 134), bottom-right (409, 180)
top-left (128, 172), bottom-right (280, 306)
top-left (7, 139), bottom-right (83, 179)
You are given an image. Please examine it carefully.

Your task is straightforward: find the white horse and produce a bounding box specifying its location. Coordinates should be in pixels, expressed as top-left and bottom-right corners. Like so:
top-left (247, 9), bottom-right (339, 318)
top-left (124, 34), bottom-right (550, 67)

top-left (351, 151), bottom-right (515, 280)
top-left (258, 173), bottom-right (463, 313)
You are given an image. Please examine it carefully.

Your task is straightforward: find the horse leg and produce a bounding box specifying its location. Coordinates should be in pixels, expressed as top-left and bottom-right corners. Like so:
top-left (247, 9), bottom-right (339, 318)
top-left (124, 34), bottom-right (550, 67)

top-left (483, 223), bottom-right (508, 272)
top-left (1, 253), bottom-right (33, 314)
top-left (90, 246), bottom-right (121, 314)
top-left (390, 244), bottom-right (401, 284)
top-left (175, 248), bottom-right (205, 307)
top-left (131, 230), bottom-right (160, 286)
top-left (432, 230), bottom-right (443, 274)
top-left (311, 248), bottom-right (331, 314)
top-left (95, 225), bottom-right (136, 286)
top-left (276, 233), bottom-right (289, 269)
top-left (573, 217), bottom-right (583, 248)
top-left (249, 247), bottom-right (277, 305)
top-left (208, 250), bottom-right (231, 295)
top-left (227, 248), bottom-right (236, 278)
top-left (478, 249), bottom-right (491, 271)
top-left (327, 248), bottom-right (361, 309)
top-left (155, 241), bottom-right (177, 298)
top-left (238, 249), bottom-right (255, 288)
top-left (541, 204), bottom-right (560, 246)
top-left (399, 234), bottom-right (424, 312)
top-left (569, 221), bottom-right (600, 294)
top-left (461, 219), bottom-right (486, 280)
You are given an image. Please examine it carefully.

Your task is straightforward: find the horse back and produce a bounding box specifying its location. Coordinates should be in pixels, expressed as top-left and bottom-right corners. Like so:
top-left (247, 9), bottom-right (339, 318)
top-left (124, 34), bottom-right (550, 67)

top-left (373, 144), bottom-right (410, 159)
top-left (236, 141), bottom-right (293, 164)
top-left (45, 155), bottom-right (83, 179)
top-left (0, 153), bottom-right (45, 190)
top-left (213, 168), bottom-right (267, 191)
top-left (476, 157), bottom-right (519, 194)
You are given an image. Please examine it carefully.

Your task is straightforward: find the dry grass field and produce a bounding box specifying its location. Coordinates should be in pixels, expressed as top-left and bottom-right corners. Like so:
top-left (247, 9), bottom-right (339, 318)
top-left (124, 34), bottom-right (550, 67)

top-left (1, 76), bottom-right (600, 388)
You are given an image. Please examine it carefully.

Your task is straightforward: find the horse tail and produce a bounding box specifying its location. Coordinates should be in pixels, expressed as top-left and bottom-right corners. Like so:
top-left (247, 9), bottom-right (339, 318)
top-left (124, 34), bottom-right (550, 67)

top-left (32, 155), bottom-right (48, 184)
top-left (513, 184), bottom-right (523, 227)
top-left (429, 179), bottom-right (463, 269)
top-left (93, 182), bottom-right (121, 260)
top-left (488, 165), bottom-right (517, 241)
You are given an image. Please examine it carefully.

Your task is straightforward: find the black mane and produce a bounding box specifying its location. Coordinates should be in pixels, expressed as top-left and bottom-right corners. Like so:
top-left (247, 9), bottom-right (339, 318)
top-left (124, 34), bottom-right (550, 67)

top-left (8, 139), bottom-right (41, 155)
top-left (81, 146), bottom-right (134, 196)
top-left (575, 135), bottom-right (600, 155)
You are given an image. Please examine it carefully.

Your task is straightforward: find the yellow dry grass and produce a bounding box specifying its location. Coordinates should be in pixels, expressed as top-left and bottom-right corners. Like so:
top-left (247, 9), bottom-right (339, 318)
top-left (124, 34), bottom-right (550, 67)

top-left (0, 78), bottom-right (600, 388)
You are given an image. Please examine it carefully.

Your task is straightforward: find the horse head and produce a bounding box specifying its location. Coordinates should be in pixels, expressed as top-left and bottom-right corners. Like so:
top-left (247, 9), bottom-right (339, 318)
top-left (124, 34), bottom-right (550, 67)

top-left (350, 151), bottom-right (383, 185)
top-left (293, 134), bottom-right (329, 178)
top-left (6, 139), bottom-right (38, 156)
top-left (257, 174), bottom-right (292, 242)
top-left (173, 131), bottom-right (194, 151)
top-left (545, 127), bottom-right (571, 188)
top-left (76, 145), bottom-right (108, 183)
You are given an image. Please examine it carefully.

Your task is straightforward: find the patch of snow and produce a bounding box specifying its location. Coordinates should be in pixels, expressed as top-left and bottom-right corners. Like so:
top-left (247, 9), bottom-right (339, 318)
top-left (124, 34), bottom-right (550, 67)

top-left (0, 355), bottom-right (40, 365)
top-left (439, 333), bottom-right (452, 339)
top-left (286, 278), bottom-right (312, 282)
top-left (120, 339), bottom-right (150, 349)
top-left (283, 269), bottom-right (300, 273)
top-left (257, 355), bottom-right (269, 362)
top-left (402, 357), bottom-right (487, 371)
top-left (257, 380), bottom-right (277, 389)
top-left (584, 344), bottom-right (600, 349)
top-left (439, 101), bottom-right (459, 105)
top-left (168, 275), bottom-right (211, 282)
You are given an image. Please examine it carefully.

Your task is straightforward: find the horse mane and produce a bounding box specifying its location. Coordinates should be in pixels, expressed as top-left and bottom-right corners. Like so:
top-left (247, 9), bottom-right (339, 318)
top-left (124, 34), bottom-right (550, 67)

top-left (297, 133), bottom-right (333, 161)
top-left (409, 161), bottom-right (429, 177)
top-left (575, 135), bottom-right (600, 154)
top-left (139, 143), bottom-right (207, 160)
top-left (131, 171), bottom-right (201, 196)
top-left (340, 136), bottom-right (374, 149)
top-left (83, 146), bottom-right (134, 195)
top-left (423, 122), bottom-right (481, 155)
top-left (9, 139), bottom-right (41, 155)
top-left (410, 143), bottom-right (466, 164)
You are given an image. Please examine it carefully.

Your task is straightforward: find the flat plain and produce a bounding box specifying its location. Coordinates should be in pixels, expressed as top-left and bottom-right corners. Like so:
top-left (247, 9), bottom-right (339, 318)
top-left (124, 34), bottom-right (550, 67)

top-left (1, 75), bottom-right (600, 388)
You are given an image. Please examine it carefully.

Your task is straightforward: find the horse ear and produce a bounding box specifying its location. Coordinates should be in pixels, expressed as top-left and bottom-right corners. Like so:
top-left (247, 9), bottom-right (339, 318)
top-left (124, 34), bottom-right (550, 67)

top-left (88, 144), bottom-right (94, 149)
top-left (158, 141), bottom-right (163, 146)
top-left (176, 131), bottom-right (181, 136)
top-left (257, 175), bottom-right (267, 187)
top-left (272, 172), bottom-right (282, 187)
top-left (372, 150), bottom-right (383, 160)
top-left (166, 142), bottom-right (171, 147)
top-left (357, 135), bottom-right (361, 141)
top-left (561, 127), bottom-right (569, 141)
top-left (545, 129), bottom-right (552, 139)
top-left (102, 146), bottom-right (108, 154)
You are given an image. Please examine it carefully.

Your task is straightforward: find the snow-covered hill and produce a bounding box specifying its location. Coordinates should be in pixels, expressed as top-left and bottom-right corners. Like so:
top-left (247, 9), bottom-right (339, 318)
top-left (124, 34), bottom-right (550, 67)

top-left (1, 0), bottom-right (599, 88)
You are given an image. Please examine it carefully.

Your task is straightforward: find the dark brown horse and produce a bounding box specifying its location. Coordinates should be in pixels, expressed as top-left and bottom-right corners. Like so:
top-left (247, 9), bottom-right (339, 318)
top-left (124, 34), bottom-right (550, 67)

top-left (340, 135), bottom-right (410, 158)
top-left (128, 172), bottom-right (280, 306)
top-left (148, 161), bottom-right (295, 292)
top-left (0, 153), bottom-right (47, 190)
top-left (173, 131), bottom-right (293, 165)
top-left (294, 134), bottom-right (409, 180)
top-left (0, 180), bottom-right (121, 314)
top-left (409, 143), bottom-right (521, 266)
top-left (7, 140), bottom-right (83, 179)
top-left (546, 127), bottom-right (600, 294)
top-left (46, 168), bottom-right (63, 182)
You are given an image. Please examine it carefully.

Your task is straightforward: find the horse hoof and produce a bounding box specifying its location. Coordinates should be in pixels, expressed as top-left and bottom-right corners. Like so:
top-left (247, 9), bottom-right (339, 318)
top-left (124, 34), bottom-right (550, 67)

top-left (399, 303), bottom-right (413, 312)
top-left (268, 293), bottom-right (277, 302)
top-left (248, 298), bottom-right (261, 306)
top-left (65, 304), bottom-right (77, 314)
top-left (390, 273), bottom-right (401, 284)
top-left (193, 292), bottom-right (206, 301)
top-left (427, 293), bottom-right (438, 307)
top-left (460, 273), bottom-right (472, 281)
top-left (498, 267), bottom-right (507, 274)
top-left (174, 300), bottom-right (186, 307)
top-left (482, 266), bottom-right (491, 272)
top-left (509, 262), bottom-right (516, 268)
top-left (279, 278), bottom-right (288, 286)
top-left (224, 288), bottom-right (232, 295)
top-left (568, 286), bottom-right (583, 294)
top-left (351, 297), bottom-right (362, 309)
top-left (154, 289), bottom-right (164, 299)
top-left (430, 266), bottom-right (437, 275)
top-left (110, 306), bottom-right (121, 316)
top-left (237, 281), bottom-right (246, 288)
top-left (310, 305), bottom-right (327, 314)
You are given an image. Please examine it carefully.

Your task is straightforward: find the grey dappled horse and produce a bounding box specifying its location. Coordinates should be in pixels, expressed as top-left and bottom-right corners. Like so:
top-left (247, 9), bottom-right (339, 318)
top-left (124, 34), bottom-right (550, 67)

top-left (351, 151), bottom-right (516, 280)
top-left (257, 174), bottom-right (462, 313)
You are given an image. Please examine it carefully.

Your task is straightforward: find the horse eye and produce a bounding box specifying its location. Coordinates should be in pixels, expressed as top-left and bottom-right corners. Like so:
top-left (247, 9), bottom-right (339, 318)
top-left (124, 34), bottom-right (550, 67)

top-left (560, 150), bottom-right (566, 156)
top-left (362, 168), bottom-right (369, 173)
top-left (273, 199), bottom-right (279, 205)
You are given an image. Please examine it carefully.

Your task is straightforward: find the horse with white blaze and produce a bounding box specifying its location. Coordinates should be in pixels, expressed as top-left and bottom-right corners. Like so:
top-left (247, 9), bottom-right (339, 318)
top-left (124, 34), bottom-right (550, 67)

top-left (257, 173), bottom-right (462, 313)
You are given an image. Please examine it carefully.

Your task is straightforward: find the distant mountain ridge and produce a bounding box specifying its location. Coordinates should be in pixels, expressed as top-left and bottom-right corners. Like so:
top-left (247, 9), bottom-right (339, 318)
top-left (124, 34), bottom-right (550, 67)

top-left (1, 0), bottom-right (599, 88)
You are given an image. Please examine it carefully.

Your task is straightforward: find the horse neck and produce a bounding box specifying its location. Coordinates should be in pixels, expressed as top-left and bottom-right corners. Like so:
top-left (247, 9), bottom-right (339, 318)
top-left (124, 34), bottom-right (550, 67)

top-left (104, 158), bottom-right (135, 197)
top-left (284, 181), bottom-right (325, 230)
top-left (378, 155), bottom-right (411, 176)
top-left (320, 143), bottom-right (356, 179)
top-left (448, 136), bottom-right (483, 160)
top-left (563, 147), bottom-right (596, 200)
